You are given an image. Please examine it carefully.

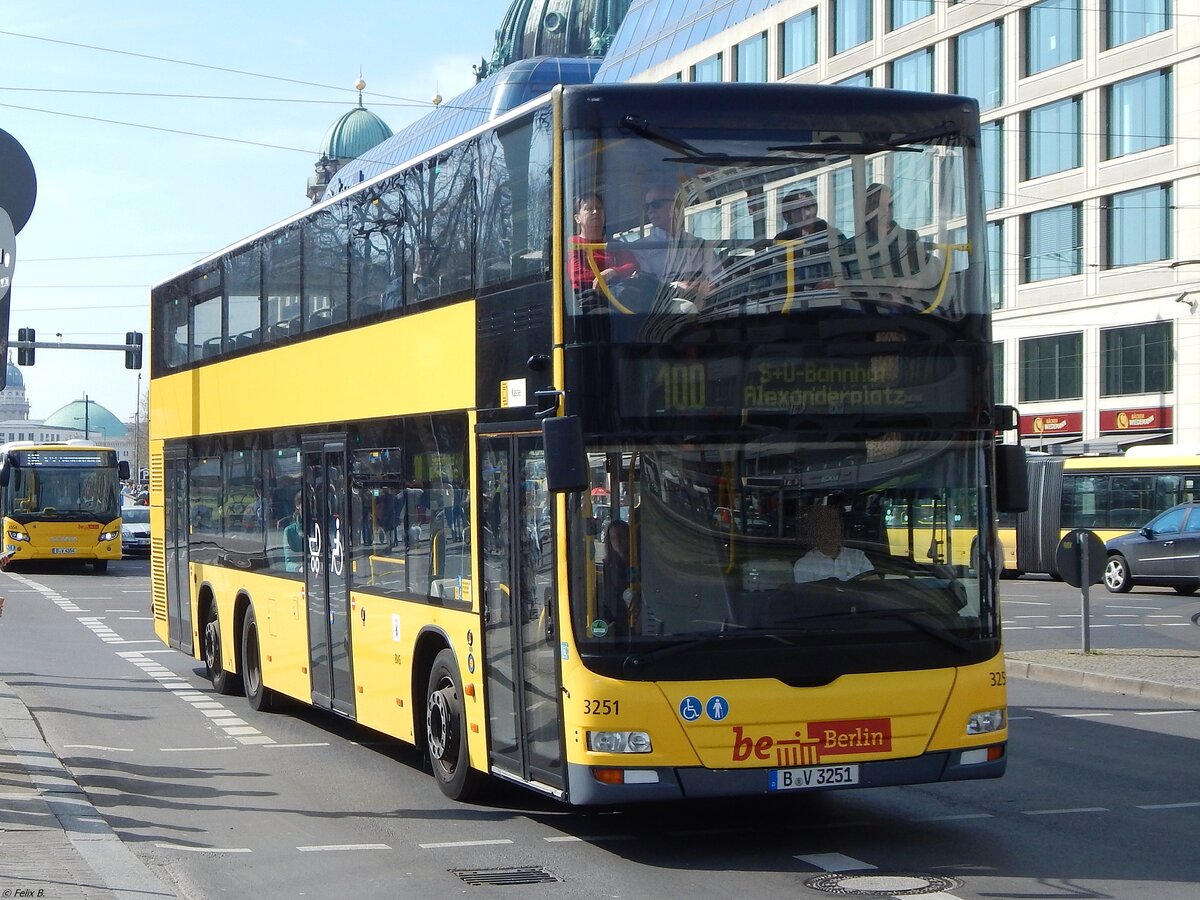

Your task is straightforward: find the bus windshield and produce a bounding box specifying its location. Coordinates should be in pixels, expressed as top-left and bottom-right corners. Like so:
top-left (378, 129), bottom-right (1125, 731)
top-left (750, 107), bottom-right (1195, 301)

top-left (570, 437), bottom-right (997, 681)
top-left (5, 463), bottom-right (122, 523)
top-left (564, 114), bottom-right (980, 337)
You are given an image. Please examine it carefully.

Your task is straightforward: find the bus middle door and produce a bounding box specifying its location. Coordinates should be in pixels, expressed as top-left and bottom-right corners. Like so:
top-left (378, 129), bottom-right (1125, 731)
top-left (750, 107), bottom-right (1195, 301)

top-left (302, 435), bottom-right (355, 718)
top-left (478, 431), bottom-right (563, 792)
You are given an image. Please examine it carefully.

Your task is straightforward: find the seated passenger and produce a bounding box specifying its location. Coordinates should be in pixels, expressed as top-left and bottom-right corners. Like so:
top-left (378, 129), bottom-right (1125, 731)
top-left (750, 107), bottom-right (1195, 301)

top-left (793, 505), bottom-right (873, 583)
top-left (569, 193), bottom-right (637, 298)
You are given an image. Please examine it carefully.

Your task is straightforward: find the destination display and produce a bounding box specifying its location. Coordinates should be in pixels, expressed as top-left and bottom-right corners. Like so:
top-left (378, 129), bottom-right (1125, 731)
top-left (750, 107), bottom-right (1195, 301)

top-left (14, 450), bottom-right (114, 468)
top-left (617, 350), bottom-right (971, 419)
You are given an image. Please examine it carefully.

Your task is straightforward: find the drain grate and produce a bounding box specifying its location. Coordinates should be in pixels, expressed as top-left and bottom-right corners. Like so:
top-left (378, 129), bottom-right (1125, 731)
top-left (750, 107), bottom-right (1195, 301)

top-left (450, 866), bottom-right (559, 886)
top-left (804, 872), bottom-right (962, 896)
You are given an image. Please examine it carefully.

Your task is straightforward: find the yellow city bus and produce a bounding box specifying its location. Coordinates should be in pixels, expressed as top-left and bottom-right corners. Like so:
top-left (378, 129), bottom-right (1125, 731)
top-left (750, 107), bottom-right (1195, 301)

top-left (0, 441), bottom-right (128, 572)
top-left (1003, 447), bottom-right (1200, 577)
top-left (149, 81), bottom-right (1022, 804)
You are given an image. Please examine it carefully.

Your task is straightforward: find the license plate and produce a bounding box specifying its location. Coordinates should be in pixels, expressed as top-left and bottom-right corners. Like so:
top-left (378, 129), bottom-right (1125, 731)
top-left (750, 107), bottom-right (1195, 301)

top-left (51, 548), bottom-right (76, 555)
top-left (769, 764), bottom-right (859, 791)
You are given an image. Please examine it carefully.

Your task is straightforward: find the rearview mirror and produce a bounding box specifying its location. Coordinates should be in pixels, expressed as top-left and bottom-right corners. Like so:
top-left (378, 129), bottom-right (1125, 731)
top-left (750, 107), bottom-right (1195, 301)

top-left (542, 416), bottom-right (588, 493)
top-left (994, 443), bottom-right (1028, 513)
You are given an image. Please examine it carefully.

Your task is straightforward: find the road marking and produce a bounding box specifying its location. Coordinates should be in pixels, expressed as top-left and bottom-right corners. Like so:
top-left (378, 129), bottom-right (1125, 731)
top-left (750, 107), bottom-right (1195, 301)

top-left (1022, 807), bottom-right (1109, 816)
top-left (1061, 713), bottom-right (1112, 718)
top-left (1137, 801), bottom-right (1200, 809)
top-left (155, 842), bottom-right (252, 853)
top-left (64, 744), bottom-right (134, 752)
top-left (160, 746), bottom-right (238, 752)
top-left (1000, 598), bottom-right (1048, 604)
top-left (914, 813), bottom-right (994, 821)
top-left (297, 843), bottom-right (391, 852)
top-left (795, 853), bottom-right (876, 871)
top-left (265, 742), bottom-right (331, 749)
top-left (120, 616), bottom-right (153, 621)
top-left (1134, 710), bottom-right (1195, 716)
top-left (419, 839), bottom-right (514, 849)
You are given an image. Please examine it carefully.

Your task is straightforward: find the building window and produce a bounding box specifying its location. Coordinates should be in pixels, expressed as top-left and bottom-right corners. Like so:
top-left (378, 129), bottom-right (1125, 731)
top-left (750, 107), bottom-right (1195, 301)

top-left (735, 32), bottom-right (767, 82)
top-left (1108, 70), bottom-right (1170, 158)
top-left (1108, 184), bottom-right (1171, 268)
top-left (891, 47), bottom-right (933, 93)
top-left (956, 21), bottom-right (1003, 111)
top-left (1102, 322), bottom-right (1172, 396)
top-left (993, 341), bottom-right (1005, 405)
top-left (780, 10), bottom-right (818, 76)
top-left (1025, 0), bottom-right (1080, 76)
top-left (1025, 204), bottom-right (1081, 282)
top-left (835, 0), bottom-right (872, 54)
top-left (691, 53), bottom-right (723, 83)
top-left (891, 0), bottom-right (932, 30)
top-left (982, 120), bottom-right (1003, 210)
top-left (1026, 96), bottom-right (1081, 179)
top-left (988, 219), bottom-right (1004, 309)
top-left (1108, 0), bottom-right (1168, 49)
top-left (837, 71), bottom-right (873, 88)
top-left (1020, 333), bottom-right (1083, 402)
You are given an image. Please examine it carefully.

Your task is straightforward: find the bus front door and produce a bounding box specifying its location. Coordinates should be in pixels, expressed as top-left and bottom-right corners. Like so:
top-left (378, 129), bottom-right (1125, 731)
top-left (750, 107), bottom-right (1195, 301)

top-left (479, 433), bottom-right (563, 792)
top-left (302, 436), bottom-right (355, 718)
top-left (164, 449), bottom-right (192, 653)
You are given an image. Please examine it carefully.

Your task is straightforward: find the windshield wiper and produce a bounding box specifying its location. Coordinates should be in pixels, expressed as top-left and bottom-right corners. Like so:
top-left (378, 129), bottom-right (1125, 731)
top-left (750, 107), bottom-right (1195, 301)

top-left (621, 115), bottom-right (707, 158)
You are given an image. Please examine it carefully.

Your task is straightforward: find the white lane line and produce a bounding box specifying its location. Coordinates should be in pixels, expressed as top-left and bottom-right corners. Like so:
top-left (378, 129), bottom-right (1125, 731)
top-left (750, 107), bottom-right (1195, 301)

top-left (297, 843), bottom-right (391, 852)
top-left (155, 843), bottom-right (252, 853)
top-left (545, 836), bottom-right (583, 842)
top-left (1061, 713), bottom-right (1113, 719)
top-left (265, 743), bottom-right (332, 749)
top-left (160, 746), bottom-right (238, 753)
top-left (1134, 710), bottom-right (1195, 716)
top-left (419, 839), bottom-right (514, 849)
top-left (1022, 807), bottom-right (1109, 816)
top-left (1137, 802), bottom-right (1200, 810)
top-left (1107, 605), bottom-right (1162, 610)
top-left (1000, 599), bottom-right (1049, 604)
top-left (64, 744), bottom-right (134, 752)
top-left (795, 853), bottom-right (876, 871)
top-left (120, 616), bottom-right (153, 621)
top-left (915, 813), bottom-right (994, 821)
top-left (106, 608), bottom-right (141, 613)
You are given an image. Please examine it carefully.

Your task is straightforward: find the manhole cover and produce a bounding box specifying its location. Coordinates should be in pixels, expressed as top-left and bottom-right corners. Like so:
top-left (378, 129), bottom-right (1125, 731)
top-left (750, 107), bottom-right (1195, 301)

top-left (804, 872), bottom-right (962, 896)
top-left (451, 866), bottom-right (559, 886)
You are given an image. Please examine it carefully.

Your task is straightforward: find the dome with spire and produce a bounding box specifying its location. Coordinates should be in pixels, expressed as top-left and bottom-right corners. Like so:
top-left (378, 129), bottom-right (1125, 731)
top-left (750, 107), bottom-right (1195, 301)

top-left (5, 360), bottom-right (23, 390)
top-left (484, 0), bottom-right (633, 76)
top-left (42, 399), bottom-right (127, 440)
top-left (307, 81), bottom-right (394, 203)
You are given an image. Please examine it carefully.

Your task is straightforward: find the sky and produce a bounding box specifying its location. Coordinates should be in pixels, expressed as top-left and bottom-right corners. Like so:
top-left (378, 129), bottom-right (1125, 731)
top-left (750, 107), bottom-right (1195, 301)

top-left (1, 0), bottom-right (513, 424)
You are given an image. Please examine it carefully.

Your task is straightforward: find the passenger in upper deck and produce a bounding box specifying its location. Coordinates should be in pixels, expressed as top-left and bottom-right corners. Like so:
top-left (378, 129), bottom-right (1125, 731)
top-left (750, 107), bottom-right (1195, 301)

top-left (569, 193), bottom-right (637, 294)
top-left (838, 182), bottom-right (929, 283)
top-left (775, 189), bottom-right (835, 245)
top-left (628, 183), bottom-right (721, 310)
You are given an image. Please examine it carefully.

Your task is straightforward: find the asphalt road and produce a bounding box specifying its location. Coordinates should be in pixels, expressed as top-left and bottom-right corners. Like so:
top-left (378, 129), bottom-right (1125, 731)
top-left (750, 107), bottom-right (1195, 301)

top-left (1, 561), bottom-right (1197, 898)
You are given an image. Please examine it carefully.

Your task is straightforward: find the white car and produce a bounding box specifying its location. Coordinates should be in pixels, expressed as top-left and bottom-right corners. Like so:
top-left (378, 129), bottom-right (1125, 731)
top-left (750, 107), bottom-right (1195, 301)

top-left (120, 506), bottom-right (151, 556)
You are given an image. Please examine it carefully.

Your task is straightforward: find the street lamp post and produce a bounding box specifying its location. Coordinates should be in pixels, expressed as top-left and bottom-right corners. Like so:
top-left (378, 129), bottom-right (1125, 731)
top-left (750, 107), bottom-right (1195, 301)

top-left (135, 372), bottom-right (141, 482)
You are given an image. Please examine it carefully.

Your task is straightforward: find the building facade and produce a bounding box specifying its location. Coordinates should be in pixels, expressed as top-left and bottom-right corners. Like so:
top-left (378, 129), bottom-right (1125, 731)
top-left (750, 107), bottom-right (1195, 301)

top-left (597, 0), bottom-right (1193, 452)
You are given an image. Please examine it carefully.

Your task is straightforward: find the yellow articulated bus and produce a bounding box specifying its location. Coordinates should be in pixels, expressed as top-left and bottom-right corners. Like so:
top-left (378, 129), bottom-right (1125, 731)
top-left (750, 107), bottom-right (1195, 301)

top-left (1002, 447), bottom-right (1200, 579)
top-left (0, 440), bottom-right (128, 572)
top-left (149, 81), bottom-right (1024, 804)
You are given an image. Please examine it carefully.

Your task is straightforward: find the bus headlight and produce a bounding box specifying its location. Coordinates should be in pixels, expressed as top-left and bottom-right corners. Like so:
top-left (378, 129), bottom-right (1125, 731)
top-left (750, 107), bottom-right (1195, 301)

top-left (587, 730), bottom-right (653, 753)
top-left (966, 709), bottom-right (1006, 734)
top-left (99, 530), bottom-right (119, 542)
top-left (7, 530), bottom-right (29, 542)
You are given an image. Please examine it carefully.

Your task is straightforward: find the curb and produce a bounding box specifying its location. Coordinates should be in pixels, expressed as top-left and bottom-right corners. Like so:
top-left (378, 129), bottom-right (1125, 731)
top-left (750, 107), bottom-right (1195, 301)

top-left (1006, 659), bottom-right (1200, 707)
top-left (0, 684), bottom-right (178, 899)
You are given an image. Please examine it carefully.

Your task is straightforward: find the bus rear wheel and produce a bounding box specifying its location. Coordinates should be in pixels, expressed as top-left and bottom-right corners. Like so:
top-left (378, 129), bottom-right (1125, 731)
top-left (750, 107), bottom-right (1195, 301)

top-left (425, 649), bottom-right (480, 801)
top-left (203, 603), bottom-right (242, 695)
top-left (241, 606), bottom-right (274, 711)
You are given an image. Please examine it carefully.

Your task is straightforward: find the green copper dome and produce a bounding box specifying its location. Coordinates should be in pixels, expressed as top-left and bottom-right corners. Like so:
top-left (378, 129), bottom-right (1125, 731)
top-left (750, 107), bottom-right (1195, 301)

top-left (42, 399), bottom-right (127, 439)
top-left (318, 100), bottom-right (393, 163)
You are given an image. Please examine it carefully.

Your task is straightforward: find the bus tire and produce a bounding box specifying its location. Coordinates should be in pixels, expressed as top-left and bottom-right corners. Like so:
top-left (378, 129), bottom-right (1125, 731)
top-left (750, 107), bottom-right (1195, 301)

top-left (1103, 554), bottom-right (1133, 593)
top-left (203, 603), bottom-right (242, 695)
top-left (241, 606), bottom-right (274, 712)
top-left (92, 560), bottom-right (108, 574)
top-left (425, 649), bottom-right (480, 801)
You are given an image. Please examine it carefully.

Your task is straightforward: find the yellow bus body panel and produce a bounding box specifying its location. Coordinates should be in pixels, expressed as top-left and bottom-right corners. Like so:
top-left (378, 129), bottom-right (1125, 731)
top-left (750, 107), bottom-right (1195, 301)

top-left (151, 303), bottom-right (476, 440)
top-left (558, 654), bottom-right (1005, 770)
top-left (3, 516), bottom-right (121, 563)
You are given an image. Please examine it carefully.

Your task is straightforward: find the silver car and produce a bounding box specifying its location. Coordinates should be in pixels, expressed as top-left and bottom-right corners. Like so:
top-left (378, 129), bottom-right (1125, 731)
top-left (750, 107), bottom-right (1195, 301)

top-left (120, 506), bottom-right (151, 556)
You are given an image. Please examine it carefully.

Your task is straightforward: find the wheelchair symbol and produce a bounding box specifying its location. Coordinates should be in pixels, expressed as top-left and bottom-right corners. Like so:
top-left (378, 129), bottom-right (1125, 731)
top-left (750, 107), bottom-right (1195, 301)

top-left (678, 696), bottom-right (702, 722)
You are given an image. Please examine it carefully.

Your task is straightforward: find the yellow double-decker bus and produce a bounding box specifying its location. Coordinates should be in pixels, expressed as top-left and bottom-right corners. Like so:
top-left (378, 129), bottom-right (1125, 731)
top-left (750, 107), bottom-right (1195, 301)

top-left (149, 81), bottom-right (1024, 804)
top-left (0, 441), bottom-right (127, 572)
top-left (1003, 446), bottom-right (1200, 578)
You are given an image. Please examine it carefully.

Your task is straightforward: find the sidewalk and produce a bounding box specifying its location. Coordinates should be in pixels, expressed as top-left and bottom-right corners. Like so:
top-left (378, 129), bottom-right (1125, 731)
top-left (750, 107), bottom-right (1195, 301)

top-left (0, 683), bottom-right (177, 900)
top-left (1, 651), bottom-right (1197, 897)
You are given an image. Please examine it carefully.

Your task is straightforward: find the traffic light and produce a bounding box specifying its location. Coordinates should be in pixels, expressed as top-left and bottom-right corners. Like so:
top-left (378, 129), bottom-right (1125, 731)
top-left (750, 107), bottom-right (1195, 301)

top-left (125, 331), bottom-right (142, 370)
top-left (16, 327), bottom-right (33, 366)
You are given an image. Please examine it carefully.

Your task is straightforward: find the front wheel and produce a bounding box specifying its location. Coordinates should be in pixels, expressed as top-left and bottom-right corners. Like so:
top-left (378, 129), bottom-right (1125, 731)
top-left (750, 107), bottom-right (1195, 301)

top-left (203, 603), bottom-right (242, 695)
top-left (92, 560), bottom-right (108, 574)
top-left (241, 606), bottom-right (274, 711)
top-left (1173, 584), bottom-right (1199, 596)
top-left (425, 649), bottom-right (481, 801)
top-left (1103, 555), bottom-right (1133, 593)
